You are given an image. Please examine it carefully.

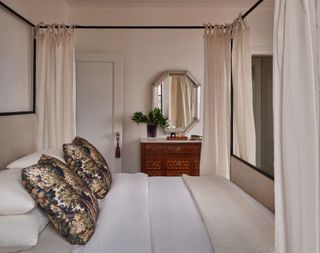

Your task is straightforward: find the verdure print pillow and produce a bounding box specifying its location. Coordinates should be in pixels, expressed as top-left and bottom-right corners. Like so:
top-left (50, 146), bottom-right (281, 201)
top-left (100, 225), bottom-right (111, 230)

top-left (38, 154), bottom-right (99, 217)
top-left (72, 137), bottom-right (112, 189)
top-left (63, 137), bottom-right (112, 199)
top-left (73, 137), bottom-right (112, 175)
top-left (21, 163), bottom-right (97, 245)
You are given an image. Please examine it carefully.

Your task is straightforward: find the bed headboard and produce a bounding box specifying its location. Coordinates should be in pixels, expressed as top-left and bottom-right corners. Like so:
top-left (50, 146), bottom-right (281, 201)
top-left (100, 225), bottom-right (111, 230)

top-left (0, 114), bottom-right (37, 170)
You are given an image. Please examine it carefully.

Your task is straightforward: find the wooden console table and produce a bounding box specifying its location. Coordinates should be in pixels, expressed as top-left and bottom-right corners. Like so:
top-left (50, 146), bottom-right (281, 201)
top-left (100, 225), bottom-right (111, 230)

top-left (140, 138), bottom-right (201, 176)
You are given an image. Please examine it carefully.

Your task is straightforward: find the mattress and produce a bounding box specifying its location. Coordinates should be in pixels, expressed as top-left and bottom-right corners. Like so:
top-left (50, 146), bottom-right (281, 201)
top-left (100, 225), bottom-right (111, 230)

top-left (24, 173), bottom-right (274, 253)
top-left (24, 173), bottom-right (213, 253)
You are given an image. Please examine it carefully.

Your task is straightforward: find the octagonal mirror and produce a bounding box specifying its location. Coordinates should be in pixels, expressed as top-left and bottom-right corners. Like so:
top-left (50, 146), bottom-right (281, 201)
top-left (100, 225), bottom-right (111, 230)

top-left (152, 70), bottom-right (200, 133)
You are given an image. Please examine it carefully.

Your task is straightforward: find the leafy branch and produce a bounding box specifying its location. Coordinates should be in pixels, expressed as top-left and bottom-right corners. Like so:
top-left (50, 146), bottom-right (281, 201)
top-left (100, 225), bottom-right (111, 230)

top-left (131, 108), bottom-right (169, 129)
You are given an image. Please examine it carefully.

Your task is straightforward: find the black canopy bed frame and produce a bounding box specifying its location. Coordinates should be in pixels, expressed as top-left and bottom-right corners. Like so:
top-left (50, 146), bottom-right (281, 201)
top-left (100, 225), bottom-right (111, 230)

top-left (0, 0), bottom-right (268, 179)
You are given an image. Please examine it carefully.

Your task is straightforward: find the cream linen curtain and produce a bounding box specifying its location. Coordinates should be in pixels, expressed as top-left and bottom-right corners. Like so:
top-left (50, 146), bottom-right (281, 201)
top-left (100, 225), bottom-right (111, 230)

top-left (232, 18), bottom-right (256, 166)
top-left (273, 1), bottom-right (320, 253)
top-left (35, 24), bottom-right (76, 150)
top-left (169, 75), bottom-right (194, 128)
top-left (200, 25), bottom-right (232, 177)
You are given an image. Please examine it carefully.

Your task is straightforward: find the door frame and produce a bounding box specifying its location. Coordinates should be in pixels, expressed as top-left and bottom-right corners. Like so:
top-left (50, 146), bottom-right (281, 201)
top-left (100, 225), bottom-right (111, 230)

top-left (76, 53), bottom-right (123, 173)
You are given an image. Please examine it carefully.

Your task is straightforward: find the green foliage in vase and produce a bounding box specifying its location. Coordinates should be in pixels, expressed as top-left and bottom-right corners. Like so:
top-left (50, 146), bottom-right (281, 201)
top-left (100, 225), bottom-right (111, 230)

top-left (131, 108), bottom-right (169, 129)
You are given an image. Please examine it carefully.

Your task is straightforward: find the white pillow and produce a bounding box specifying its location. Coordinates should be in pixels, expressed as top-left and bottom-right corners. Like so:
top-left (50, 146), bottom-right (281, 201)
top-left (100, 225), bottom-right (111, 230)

top-left (0, 207), bottom-right (48, 253)
top-left (6, 149), bottom-right (64, 169)
top-left (0, 168), bottom-right (35, 215)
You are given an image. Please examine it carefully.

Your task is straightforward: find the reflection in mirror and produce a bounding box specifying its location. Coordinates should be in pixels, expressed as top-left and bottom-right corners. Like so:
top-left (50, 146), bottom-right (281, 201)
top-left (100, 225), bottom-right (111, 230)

top-left (152, 71), bottom-right (200, 133)
top-left (252, 56), bottom-right (273, 178)
top-left (232, 56), bottom-right (274, 179)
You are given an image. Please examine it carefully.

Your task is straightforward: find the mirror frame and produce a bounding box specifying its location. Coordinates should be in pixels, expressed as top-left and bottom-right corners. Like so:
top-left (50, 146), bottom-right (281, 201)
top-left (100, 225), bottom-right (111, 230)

top-left (230, 55), bottom-right (274, 181)
top-left (152, 70), bottom-right (201, 133)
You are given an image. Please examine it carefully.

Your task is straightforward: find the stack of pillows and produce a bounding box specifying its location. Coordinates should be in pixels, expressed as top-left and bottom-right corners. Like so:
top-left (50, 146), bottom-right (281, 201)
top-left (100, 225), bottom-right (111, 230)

top-left (0, 137), bottom-right (112, 252)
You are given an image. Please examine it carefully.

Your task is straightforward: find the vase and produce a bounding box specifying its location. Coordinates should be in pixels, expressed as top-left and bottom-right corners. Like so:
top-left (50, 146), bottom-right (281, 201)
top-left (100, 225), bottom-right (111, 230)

top-left (147, 125), bottom-right (157, 138)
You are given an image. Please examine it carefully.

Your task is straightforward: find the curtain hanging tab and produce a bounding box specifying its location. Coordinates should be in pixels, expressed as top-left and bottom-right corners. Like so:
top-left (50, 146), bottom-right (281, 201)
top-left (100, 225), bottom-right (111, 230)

top-left (35, 23), bottom-right (75, 45)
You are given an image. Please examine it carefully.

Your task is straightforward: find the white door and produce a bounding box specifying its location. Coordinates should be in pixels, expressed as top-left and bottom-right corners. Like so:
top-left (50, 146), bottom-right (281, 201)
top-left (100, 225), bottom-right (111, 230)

top-left (76, 53), bottom-right (123, 173)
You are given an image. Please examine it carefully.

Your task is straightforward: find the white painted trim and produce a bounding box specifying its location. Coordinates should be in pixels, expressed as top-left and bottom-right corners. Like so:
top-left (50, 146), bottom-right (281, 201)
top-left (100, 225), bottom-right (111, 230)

top-left (76, 53), bottom-right (124, 173)
top-left (251, 46), bottom-right (273, 56)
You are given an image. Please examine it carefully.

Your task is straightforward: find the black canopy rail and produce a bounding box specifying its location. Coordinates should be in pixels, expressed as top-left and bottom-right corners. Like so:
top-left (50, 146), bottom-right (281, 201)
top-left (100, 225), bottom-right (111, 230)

top-left (0, 1), bottom-right (35, 27)
top-left (1, 0), bottom-right (272, 180)
top-left (0, 0), bottom-right (264, 30)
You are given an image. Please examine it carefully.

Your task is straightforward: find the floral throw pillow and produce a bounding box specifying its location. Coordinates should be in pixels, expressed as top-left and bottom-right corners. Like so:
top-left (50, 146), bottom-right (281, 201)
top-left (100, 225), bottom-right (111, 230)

top-left (63, 137), bottom-right (112, 199)
top-left (38, 154), bottom-right (99, 218)
top-left (21, 162), bottom-right (97, 245)
top-left (73, 137), bottom-right (111, 173)
top-left (72, 137), bottom-right (112, 188)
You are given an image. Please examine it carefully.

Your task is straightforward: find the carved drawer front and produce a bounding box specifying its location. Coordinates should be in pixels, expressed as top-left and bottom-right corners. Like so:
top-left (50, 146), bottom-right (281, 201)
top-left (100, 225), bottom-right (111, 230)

top-left (166, 158), bottom-right (191, 171)
top-left (144, 157), bottom-right (162, 171)
top-left (144, 144), bottom-right (168, 153)
top-left (141, 142), bottom-right (201, 177)
top-left (194, 159), bottom-right (200, 169)
top-left (144, 143), bottom-right (200, 154)
top-left (167, 144), bottom-right (201, 154)
top-left (147, 170), bottom-right (164, 176)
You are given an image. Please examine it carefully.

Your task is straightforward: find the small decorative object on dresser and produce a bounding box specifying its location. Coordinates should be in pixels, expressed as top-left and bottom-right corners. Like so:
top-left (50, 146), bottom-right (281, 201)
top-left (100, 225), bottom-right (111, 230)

top-left (141, 138), bottom-right (201, 176)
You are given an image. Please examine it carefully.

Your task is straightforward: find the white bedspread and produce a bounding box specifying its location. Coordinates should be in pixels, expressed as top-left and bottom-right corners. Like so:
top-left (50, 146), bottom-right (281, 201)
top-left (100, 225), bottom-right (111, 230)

top-left (73, 174), bottom-right (213, 253)
top-left (149, 177), bottom-right (213, 253)
top-left (182, 175), bottom-right (275, 253)
top-left (25, 173), bottom-right (274, 253)
top-left (73, 173), bottom-right (152, 253)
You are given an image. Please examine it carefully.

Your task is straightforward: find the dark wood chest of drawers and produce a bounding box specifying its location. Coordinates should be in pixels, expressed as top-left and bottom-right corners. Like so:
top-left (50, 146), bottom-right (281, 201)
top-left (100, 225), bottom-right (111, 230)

top-left (141, 141), bottom-right (201, 176)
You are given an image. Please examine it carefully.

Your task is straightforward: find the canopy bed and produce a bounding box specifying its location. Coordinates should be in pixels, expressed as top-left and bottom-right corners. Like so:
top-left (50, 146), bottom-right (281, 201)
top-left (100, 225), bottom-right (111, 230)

top-left (0, 0), bottom-right (278, 253)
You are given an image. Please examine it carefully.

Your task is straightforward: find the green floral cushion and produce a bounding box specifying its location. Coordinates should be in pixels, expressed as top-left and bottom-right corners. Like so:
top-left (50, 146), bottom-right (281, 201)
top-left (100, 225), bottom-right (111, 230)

top-left (63, 137), bottom-right (112, 199)
top-left (21, 160), bottom-right (98, 245)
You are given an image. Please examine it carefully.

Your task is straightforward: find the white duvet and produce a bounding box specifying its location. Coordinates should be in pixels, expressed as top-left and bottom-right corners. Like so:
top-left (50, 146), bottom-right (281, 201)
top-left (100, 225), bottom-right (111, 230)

top-left (73, 173), bottom-right (152, 253)
top-left (149, 177), bottom-right (213, 253)
top-left (73, 173), bottom-right (213, 253)
top-left (27, 173), bottom-right (274, 253)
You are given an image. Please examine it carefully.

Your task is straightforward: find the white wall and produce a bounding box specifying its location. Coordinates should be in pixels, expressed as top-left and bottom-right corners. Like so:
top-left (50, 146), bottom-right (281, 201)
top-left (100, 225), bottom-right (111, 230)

top-left (69, 6), bottom-right (273, 173)
top-left (0, 0), bottom-right (69, 113)
top-left (0, 6), bottom-right (33, 113)
top-left (1, 0), bottom-right (69, 24)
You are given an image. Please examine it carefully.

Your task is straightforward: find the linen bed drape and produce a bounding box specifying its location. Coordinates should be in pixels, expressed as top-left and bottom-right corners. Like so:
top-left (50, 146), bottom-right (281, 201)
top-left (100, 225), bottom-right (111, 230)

top-left (200, 25), bottom-right (232, 177)
top-left (273, 1), bottom-right (320, 252)
top-left (35, 24), bottom-right (76, 150)
top-left (201, 18), bottom-right (255, 178)
top-left (232, 19), bottom-right (256, 166)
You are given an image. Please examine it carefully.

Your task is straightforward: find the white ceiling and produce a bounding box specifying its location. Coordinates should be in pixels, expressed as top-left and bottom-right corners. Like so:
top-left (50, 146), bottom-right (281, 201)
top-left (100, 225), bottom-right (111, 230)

top-left (65, 0), bottom-right (274, 8)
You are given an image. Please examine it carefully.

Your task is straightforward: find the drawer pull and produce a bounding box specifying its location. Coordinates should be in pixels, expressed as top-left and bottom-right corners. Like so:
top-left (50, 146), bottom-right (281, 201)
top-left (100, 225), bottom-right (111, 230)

top-left (175, 161), bottom-right (181, 166)
top-left (176, 147), bottom-right (181, 151)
